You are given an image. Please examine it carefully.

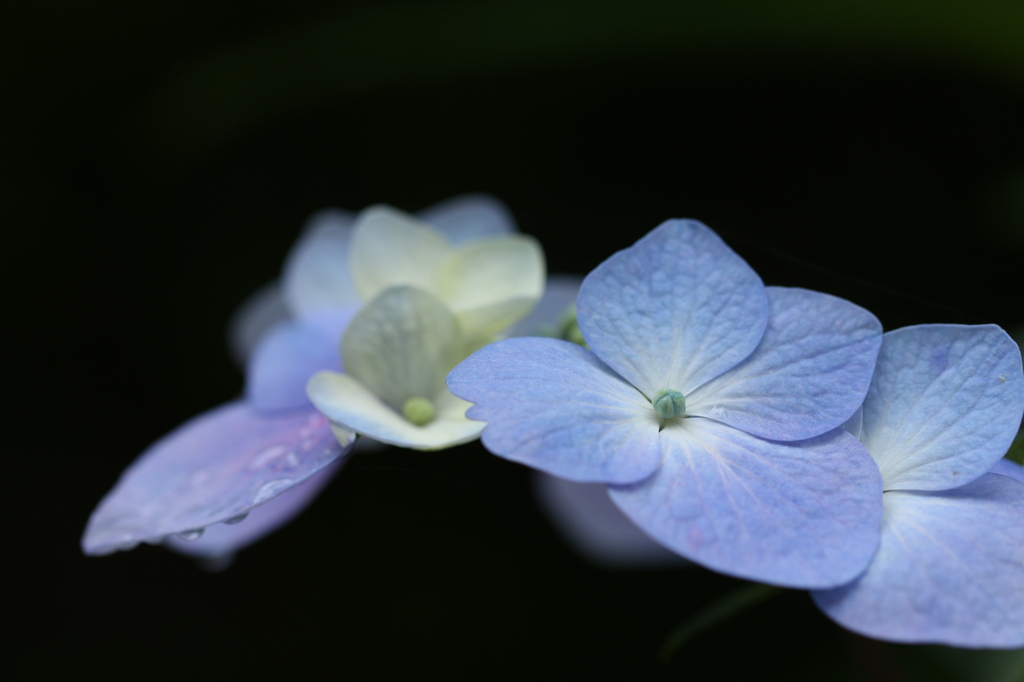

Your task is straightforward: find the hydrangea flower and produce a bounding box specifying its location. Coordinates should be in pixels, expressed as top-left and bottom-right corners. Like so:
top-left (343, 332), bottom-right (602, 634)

top-left (305, 214), bottom-right (544, 450)
top-left (812, 324), bottom-right (1024, 648)
top-left (448, 219), bottom-right (887, 588)
top-left (82, 195), bottom-right (523, 558)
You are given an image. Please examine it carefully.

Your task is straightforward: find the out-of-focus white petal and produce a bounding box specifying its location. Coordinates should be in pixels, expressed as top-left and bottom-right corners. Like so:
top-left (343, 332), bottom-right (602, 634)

top-left (439, 235), bottom-right (545, 338)
top-left (282, 208), bottom-right (360, 317)
top-left (349, 206), bottom-right (450, 302)
top-left (416, 193), bottom-right (517, 245)
top-left (507, 274), bottom-right (583, 338)
top-left (308, 372), bottom-right (483, 450)
top-left (341, 287), bottom-right (462, 409)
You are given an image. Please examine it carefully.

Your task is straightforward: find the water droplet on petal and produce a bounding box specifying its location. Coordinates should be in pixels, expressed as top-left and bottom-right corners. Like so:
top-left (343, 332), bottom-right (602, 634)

top-left (223, 513), bottom-right (249, 525)
top-left (250, 445), bottom-right (289, 469)
top-left (177, 528), bottom-right (204, 541)
top-left (254, 478), bottom-right (295, 504)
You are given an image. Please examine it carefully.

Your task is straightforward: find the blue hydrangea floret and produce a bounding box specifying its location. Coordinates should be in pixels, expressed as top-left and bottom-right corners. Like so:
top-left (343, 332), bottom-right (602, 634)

top-left (447, 219), bottom-right (887, 588)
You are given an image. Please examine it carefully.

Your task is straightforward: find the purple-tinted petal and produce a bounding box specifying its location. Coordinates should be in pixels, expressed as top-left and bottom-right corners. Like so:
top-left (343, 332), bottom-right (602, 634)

top-left (447, 337), bottom-right (661, 484)
top-left (245, 309), bottom-right (354, 412)
top-left (282, 208), bottom-right (359, 318)
top-left (227, 279), bottom-right (290, 367)
top-left (609, 420), bottom-right (883, 588)
top-left (533, 473), bottom-right (691, 569)
top-left (813, 474), bottom-right (1024, 648)
top-left (687, 287), bottom-right (882, 440)
top-left (82, 402), bottom-right (353, 556)
top-left (577, 219), bottom-right (768, 399)
top-left (860, 324), bottom-right (1024, 492)
top-left (416, 193), bottom-right (517, 245)
top-left (166, 457), bottom-right (343, 558)
top-left (991, 457), bottom-right (1024, 483)
top-left (507, 274), bottom-right (583, 338)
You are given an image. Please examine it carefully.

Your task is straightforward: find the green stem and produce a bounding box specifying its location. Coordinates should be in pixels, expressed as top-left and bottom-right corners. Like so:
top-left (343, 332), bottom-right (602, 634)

top-left (659, 583), bottom-right (783, 665)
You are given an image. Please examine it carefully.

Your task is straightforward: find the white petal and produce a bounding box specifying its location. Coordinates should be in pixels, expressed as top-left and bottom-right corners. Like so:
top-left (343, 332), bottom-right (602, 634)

top-left (507, 274), bottom-right (583, 338)
top-left (341, 286), bottom-right (462, 409)
top-left (308, 372), bottom-right (483, 450)
top-left (349, 205), bottom-right (450, 302)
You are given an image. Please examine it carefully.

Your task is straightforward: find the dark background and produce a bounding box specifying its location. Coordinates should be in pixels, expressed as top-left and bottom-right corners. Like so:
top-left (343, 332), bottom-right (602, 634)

top-left (6, 1), bottom-right (1024, 679)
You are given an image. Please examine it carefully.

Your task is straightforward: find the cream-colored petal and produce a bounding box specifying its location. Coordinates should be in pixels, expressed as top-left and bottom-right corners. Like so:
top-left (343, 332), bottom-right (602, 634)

top-left (341, 286), bottom-right (462, 409)
top-left (439, 235), bottom-right (545, 337)
top-left (307, 372), bottom-right (484, 450)
top-left (349, 205), bottom-right (451, 301)
top-left (456, 297), bottom-right (539, 344)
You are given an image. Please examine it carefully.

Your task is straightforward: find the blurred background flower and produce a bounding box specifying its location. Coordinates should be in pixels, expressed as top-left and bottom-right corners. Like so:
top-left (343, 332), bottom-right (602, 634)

top-left (6, 0), bottom-right (1023, 679)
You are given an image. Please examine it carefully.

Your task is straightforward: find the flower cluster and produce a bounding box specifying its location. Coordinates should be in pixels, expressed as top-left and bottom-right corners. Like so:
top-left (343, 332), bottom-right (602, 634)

top-left (82, 194), bottom-right (543, 560)
top-left (84, 199), bottom-right (1023, 649)
top-left (448, 218), bottom-right (1024, 648)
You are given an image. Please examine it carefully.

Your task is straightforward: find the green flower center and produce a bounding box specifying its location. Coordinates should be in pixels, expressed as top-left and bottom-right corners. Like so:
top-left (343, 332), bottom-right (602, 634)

top-left (652, 388), bottom-right (686, 420)
top-left (402, 396), bottom-right (436, 426)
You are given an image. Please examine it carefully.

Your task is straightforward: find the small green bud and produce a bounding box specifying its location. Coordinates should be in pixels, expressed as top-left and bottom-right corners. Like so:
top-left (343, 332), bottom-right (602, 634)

top-left (652, 388), bottom-right (686, 420)
top-left (402, 396), bottom-right (436, 426)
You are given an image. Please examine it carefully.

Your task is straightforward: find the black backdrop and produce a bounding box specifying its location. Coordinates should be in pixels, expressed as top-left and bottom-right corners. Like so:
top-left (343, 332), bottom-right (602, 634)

top-left (7, 2), bottom-right (1024, 679)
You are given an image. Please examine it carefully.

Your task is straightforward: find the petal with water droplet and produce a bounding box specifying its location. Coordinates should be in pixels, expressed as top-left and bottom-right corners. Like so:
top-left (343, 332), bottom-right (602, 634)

top-left (164, 458), bottom-right (344, 558)
top-left (82, 402), bottom-right (354, 556)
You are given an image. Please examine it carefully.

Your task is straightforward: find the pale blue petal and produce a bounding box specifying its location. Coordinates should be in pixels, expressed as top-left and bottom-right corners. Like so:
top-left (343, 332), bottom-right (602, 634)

top-left (686, 287), bottom-right (882, 440)
top-left (577, 219), bottom-right (768, 399)
top-left (860, 325), bottom-right (1024, 491)
top-left (165, 458), bottom-right (343, 559)
top-left (447, 337), bottom-right (661, 484)
top-left (245, 309), bottom-right (354, 412)
top-left (82, 403), bottom-right (353, 555)
top-left (533, 473), bottom-right (691, 568)
top-left (507, 274), bottom-right (583, 338)
top-left (416, 193), bottom-right (517, 245)
top-left (281, 208), bottom-right (360, 318)
top-left (991, 457), bottom-right (1024, 483)
top-left (813, 474), bottom-right (1024, 648)
top-left (227, 279), bottom-right (290, 367)
top-left (609, 419), bottom-right (883, 588)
